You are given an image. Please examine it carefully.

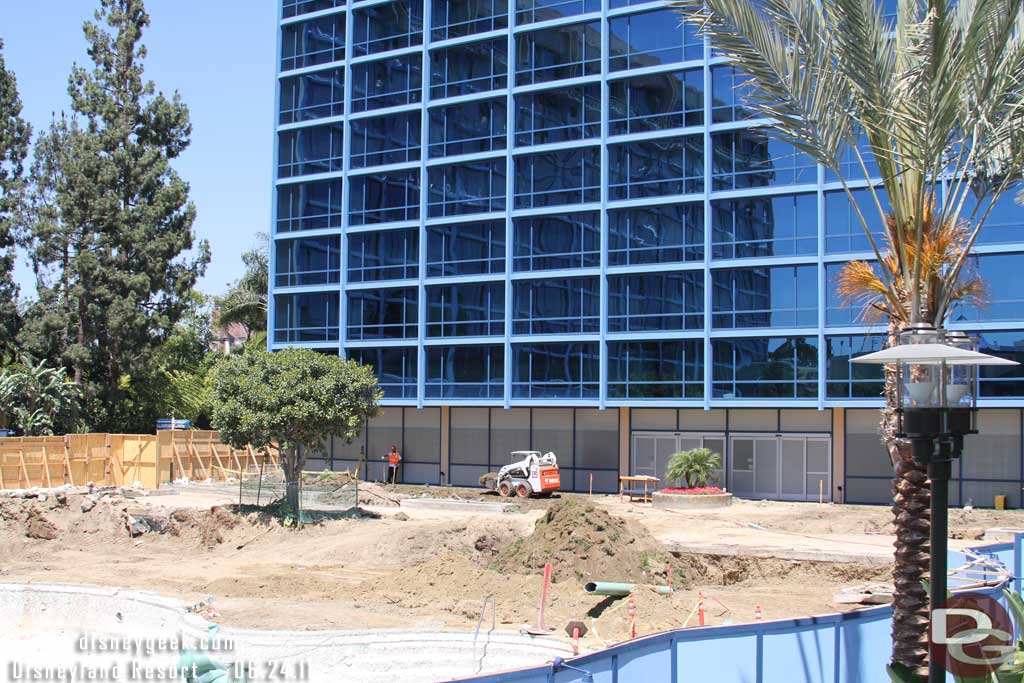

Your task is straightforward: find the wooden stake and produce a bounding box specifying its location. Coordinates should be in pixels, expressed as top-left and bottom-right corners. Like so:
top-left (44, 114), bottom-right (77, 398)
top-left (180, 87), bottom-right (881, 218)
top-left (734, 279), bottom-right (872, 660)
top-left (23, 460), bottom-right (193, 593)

top-left (64, 435), bottom-right (74, 486)
top-left (18, 447), bottom-right (30, 489)
top-left (0, 452), bottom-right (6, 490)
top-left (172, 443), bottom-right (187, 482)
top-left (41, 447), bottom-right (52, 488)
top-left (589, 473), bottom-right (593, 497)
top-left (819, 479), bottom-right (824, 505)
top-left (209, 441), bottom-right (226, 480)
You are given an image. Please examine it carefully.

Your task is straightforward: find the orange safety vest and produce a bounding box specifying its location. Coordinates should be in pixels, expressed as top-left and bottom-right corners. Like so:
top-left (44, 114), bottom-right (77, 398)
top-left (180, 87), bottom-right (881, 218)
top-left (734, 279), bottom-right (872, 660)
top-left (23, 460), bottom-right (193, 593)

top-left (388, 451), bottom-right (401, 467)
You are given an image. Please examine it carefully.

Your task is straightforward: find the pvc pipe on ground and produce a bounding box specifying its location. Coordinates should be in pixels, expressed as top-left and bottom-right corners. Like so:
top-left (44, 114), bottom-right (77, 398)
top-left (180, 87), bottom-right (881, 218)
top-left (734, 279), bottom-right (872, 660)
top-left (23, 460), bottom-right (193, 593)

top-left (583, 582), bottom-right (672, 596)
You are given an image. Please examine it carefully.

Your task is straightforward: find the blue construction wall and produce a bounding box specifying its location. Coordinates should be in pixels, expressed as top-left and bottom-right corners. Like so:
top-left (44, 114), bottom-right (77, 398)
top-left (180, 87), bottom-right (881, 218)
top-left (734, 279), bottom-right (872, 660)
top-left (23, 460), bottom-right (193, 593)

top-left (459, 537), bottom-right (1021, 683)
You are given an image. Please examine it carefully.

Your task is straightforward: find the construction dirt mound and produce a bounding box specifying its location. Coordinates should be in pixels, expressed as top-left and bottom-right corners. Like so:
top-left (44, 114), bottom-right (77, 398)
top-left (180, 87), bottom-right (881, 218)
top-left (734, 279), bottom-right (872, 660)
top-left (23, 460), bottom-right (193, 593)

top-left (494, 499), bottom-right (672, 584)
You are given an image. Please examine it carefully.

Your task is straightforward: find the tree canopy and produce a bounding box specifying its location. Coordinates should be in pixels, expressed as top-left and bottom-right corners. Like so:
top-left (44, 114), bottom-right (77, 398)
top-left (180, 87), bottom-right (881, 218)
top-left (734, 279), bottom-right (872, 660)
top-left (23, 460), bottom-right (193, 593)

top-left (18, 0), bottom-right (210, 431)
top-left (0, 39), bottom-right (30, 357)
top-left (210, 347), bottom-right (381, 515)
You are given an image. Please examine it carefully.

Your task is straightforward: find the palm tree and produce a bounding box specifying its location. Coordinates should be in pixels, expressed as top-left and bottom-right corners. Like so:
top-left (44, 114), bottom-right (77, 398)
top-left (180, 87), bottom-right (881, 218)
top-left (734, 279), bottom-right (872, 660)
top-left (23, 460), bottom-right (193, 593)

top-left (216, 234), bottom-right (269, 337)
top-left (673, 0), bottom-right (1024, 674)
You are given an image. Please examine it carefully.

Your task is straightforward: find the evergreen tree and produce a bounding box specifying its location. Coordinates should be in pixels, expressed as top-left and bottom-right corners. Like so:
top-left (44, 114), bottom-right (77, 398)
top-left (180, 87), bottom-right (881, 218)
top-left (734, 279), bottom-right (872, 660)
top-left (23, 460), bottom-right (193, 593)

top-left (0, 40), bottom-right (30, 355)
top-left (19, 0), bottom-right (210, 432)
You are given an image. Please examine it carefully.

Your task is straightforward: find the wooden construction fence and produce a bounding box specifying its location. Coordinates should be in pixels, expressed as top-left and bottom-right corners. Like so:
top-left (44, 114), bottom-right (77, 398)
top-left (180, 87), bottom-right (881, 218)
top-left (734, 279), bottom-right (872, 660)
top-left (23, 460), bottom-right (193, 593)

top-left (0, 431), bottom-right (279, 490)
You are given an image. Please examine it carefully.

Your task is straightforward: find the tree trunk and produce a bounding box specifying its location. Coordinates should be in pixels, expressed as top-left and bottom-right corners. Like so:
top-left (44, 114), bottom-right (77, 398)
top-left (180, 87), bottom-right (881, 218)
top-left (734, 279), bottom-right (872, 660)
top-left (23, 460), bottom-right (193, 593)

top-left (284, 447), bottom-right (302, 519)
top-left (885, 322), bottom-right (931, 677)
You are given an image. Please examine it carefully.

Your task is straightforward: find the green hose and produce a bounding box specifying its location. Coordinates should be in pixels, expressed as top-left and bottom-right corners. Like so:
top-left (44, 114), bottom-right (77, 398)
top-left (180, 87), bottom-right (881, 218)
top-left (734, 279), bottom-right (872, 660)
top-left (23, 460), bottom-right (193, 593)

top-left (584, 581), bottom-right (673, 596)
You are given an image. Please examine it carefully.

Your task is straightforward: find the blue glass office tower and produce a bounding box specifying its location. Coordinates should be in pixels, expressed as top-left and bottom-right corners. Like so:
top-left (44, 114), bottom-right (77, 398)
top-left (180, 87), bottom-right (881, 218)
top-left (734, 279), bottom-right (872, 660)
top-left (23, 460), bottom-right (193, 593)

top-left (270, 0), bottom-right (1024, 504)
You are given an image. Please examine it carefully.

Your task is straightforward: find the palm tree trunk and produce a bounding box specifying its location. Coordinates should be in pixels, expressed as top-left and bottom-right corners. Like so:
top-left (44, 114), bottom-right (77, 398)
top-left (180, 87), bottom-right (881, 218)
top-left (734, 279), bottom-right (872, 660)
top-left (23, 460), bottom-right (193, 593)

top-left (885, 322), bottom-right (931, 676)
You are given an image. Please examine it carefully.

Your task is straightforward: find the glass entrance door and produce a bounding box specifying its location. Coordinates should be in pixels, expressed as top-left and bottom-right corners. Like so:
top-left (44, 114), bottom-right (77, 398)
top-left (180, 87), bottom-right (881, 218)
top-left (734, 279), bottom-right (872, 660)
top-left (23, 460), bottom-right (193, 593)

top-left (728, 434), bottom-right (832, 501)
top-left (632, 432), bottom-right (728, 488)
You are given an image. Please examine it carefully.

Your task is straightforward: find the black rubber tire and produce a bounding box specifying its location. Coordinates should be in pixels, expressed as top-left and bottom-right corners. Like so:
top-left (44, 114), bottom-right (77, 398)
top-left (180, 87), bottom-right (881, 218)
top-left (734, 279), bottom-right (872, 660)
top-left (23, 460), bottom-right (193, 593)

top-left (516, 483), bottom-right (532, 498)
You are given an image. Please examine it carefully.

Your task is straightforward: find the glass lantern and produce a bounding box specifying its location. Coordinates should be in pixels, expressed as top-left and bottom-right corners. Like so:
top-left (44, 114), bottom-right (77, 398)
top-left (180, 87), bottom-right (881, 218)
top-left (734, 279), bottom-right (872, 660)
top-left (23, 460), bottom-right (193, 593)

top-left (944, 330), bottom-right (979, 437)
top-left (894, 325), bottom-right (978, 439)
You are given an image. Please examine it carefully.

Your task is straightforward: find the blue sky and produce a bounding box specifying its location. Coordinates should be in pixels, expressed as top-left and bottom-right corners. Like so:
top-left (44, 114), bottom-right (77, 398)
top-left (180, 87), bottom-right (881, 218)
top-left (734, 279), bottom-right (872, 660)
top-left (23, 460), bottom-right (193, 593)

top-left (1, 1), bottom-right (278, 298)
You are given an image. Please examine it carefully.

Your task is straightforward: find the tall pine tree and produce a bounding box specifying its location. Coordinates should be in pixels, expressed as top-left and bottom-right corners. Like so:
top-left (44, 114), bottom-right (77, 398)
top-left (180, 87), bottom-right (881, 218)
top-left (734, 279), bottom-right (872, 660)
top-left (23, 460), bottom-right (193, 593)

top-left (20, 0), bottom-right (210, 431)
top-left (0, 40), bottom-right (30, 357)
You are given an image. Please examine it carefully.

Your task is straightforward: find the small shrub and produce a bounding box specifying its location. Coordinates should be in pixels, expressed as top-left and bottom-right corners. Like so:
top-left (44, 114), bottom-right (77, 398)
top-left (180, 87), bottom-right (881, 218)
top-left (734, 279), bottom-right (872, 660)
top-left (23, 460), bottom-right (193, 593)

top-left (664, 448), bottom-right (721, 489)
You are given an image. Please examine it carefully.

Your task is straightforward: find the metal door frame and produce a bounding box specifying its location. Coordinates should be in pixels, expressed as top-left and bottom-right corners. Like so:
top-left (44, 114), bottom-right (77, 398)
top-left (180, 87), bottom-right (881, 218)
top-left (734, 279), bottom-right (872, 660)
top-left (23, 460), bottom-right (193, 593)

top-left (728, 433), bottom-right (832, 502)
top-left (631, 431), bottom-right (729, 487)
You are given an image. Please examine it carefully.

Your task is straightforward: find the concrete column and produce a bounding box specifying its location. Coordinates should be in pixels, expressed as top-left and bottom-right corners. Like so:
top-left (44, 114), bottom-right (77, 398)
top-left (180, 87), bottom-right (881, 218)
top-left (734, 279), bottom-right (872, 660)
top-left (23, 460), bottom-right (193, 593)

top-left (619, 407), bottom-right (630, 480)
top-left (833, 407), bottom-right (846, 503)
top-left (440, 406), bottom-right (450, 486)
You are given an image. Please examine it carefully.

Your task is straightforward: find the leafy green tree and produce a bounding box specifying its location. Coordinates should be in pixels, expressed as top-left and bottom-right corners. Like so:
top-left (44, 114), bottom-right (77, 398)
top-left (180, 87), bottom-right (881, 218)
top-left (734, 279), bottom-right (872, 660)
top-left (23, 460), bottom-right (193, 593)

top-left (18, 0), bottom-right (210, 432)
top-left (674, 0), bottom-right (1024, 672)
top-left (664, 448), bottom-right (721, 489)
top-left (0, 358), bottom-right (81, 436)
top-left (210, 347), bottom-right (381, 516)
top-left (0, 39), bottom-right (30, 355)
top-left (215, 234), bottom-right (268, 337)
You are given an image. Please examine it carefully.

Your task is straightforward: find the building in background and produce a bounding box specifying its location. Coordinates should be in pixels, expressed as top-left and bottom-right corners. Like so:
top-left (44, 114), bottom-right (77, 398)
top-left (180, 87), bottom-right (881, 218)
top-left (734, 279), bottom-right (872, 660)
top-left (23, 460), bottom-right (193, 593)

top-left (269, 0), bottom-right (1024, 504)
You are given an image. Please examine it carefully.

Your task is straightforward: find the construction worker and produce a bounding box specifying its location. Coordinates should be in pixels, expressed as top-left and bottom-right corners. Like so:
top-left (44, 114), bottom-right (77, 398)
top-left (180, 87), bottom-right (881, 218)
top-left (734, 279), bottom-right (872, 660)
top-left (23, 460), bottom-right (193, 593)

top-left (387, 444), bottom-right (402, 485)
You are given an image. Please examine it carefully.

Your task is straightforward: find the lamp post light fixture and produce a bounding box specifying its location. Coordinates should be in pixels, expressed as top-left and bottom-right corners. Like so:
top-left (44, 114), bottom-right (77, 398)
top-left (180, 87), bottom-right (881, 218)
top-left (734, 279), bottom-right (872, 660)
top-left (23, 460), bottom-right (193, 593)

top-left (853, 324), bottom-right (1018, 683)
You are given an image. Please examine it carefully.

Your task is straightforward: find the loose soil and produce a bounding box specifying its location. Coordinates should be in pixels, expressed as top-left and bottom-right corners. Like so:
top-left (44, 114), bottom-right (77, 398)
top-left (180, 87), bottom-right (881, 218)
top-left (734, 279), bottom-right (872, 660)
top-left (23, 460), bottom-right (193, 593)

top-left (2, 486), bottom-right (1019, 648)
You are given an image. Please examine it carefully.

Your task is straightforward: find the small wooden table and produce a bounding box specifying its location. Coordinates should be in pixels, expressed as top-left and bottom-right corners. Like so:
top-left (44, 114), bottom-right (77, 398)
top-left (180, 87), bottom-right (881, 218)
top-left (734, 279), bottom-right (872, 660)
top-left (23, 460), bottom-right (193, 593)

top-left (619, 475), bottom-right (660, 504)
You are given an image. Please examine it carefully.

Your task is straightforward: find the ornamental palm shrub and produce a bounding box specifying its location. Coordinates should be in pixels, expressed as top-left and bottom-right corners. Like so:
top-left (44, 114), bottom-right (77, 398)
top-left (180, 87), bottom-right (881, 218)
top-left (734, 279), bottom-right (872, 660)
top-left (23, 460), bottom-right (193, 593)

top-left (665, 448), bottom-right (721, 489)
top-left (673, 0), bottom-right (1024, 673)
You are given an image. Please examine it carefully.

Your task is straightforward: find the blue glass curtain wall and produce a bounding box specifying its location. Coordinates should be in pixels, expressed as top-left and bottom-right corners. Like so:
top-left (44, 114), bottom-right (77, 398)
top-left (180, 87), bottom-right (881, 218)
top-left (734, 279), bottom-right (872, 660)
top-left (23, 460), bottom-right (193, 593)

top-left (272, 0), bottom-right (1024, 408)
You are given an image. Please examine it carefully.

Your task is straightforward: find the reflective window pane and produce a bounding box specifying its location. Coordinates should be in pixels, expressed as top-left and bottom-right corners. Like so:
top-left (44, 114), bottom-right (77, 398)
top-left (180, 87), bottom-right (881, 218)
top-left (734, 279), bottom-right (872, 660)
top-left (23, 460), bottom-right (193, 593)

top-left (349, 169), bottom-right (420, 225)
top-left (426, 221), bottom-right (506, 277)
top-left (609, 69), bottom-right (703, 135)
top-left (608, 203), bottom-right (704, 265)
top-left (431, 0), bottom-right (508, 40)
top-left (961, 184), bottom-right (1024, 246)
top-left (429, 98), bottom-right (507, 158)
top-left (515, 21), bottom-right (601, 86)
top-left (825, 334), bottom-right (885, 399)
top-left (515, 84), bottom-right (600, 146)
top-left (351, 54), bottom-right (422, 112)
top-left (712, 130), bottom-right (817, 190)
top-left (712, 337), bottom-right (819, 399)
top-left (512, 342), bottom-right (600, 398)
top-left (427, 345), bottom-right (504, 398)
top-left (710, 66), bottom-right (758, 123)
top-left (516, 0), bottom-right (600, 24)
top-left (712, 265), bottom-right (818, 329)
top-left (277, 179), bottom-right (343, 233)
top-left (430, 39), bottom-right (508, 100)
top-left (427, 157), bottom-right (507, 217)
top-left (955, 253), bottom-right (1024, 323)
top-left (608, 9), bottom-right (702, 71)
top-left (824, 189), bottom-right (889, 254)
top-left (712, 194), bottom-right (818, 259)
top-left (275, 235), bottom-right (342, 287)
top-left (347, 288), bottom-right (418, 339)
top-left (348, 347), bottom-right (417, 399)
top-left (352, 0), bottom-right (423, 56)
top-left (427, 282), bottom-right (505, 337)
top-left (513, 277), bottom-right (600, 334)
top-left (514, 146), bottom-right (601, 208)
top-left (274, 292), bottom-right (340, 342)
top-left (608, 136), bottom-right (704, 200)
top-left (350, 111), bottom-right (422, 169)
top-left (283, 0), bottom-right (344, 20)
top-left (608, 341), bottom-right (703, 399)
top-left (513, 212), bottom-right (599, 271)
top-left (825, 261), bottom-right (880, 327)
top-left (608, 272), bottom-right (704, 332)
top-left (279, 68), bottom-right (344, 125)
top-left (348, 228), bottom-right (418, 282)
top-left (281, 14), bottom-right (345, 71)
top-left (978, 331), bottom-right (1024, 397)
top-left (277, 122), bottom-right (344, 178)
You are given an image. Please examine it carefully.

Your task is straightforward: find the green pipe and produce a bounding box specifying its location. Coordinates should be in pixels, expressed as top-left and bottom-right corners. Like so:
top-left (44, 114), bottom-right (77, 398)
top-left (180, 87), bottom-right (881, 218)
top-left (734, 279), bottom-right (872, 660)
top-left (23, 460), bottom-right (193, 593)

top-left (584, 581), bottom-right (673, 596)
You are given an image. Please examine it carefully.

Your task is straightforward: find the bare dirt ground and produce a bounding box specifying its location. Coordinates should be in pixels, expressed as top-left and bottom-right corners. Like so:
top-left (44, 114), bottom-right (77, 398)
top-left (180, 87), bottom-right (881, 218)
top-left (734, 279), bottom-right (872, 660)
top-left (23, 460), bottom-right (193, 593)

top-left (2, 484), bottom-right (1021, 648)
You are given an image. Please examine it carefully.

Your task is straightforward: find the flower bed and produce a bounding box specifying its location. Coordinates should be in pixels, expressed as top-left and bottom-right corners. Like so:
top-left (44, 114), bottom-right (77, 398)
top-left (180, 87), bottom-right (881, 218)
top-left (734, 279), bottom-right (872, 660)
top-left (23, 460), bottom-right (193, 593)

top-left (652, 487), bottom-right (733, 510)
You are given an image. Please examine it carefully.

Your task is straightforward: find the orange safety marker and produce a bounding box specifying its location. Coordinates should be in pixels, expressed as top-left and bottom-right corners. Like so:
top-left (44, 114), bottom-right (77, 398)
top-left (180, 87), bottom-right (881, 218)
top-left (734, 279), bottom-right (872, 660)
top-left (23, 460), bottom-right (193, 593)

top-left (698, 592), bottom-right (705, 626)
top-left (628, 594), bottom-right (636, 639)
top-left (755, 605), bottom-right (763, 621)
top-left (526, 562), bottom-right (555, 634)
top-left (666, 563), bottom-right (673, 591)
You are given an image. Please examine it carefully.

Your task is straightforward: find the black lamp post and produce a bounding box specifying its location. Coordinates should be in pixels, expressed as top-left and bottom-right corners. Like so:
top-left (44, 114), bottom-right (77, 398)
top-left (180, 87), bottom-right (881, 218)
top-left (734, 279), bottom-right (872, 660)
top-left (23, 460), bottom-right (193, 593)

top-left (853, 325), bottom-right (1019, 682)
